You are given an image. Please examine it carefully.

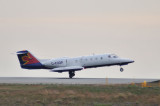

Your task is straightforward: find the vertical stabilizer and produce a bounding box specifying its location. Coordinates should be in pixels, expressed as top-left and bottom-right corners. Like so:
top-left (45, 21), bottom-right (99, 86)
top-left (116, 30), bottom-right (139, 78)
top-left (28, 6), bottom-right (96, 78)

top-left (17, 50), bottom-right (43, 69)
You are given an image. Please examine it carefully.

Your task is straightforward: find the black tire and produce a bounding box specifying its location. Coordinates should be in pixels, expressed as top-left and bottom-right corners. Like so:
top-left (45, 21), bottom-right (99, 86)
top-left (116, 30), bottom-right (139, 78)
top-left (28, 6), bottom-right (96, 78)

top-left (69, 75), bottom-right (73, 78)
top-left (120, 68), bottom-right (124, 72)
top-left (69, 71), bottom-right (75, 78)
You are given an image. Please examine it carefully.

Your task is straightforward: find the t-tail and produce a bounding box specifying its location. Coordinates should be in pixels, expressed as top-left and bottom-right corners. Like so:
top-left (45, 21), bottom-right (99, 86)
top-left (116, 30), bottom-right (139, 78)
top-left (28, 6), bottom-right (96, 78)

top-left (17, 50), bottom-right (43, 69)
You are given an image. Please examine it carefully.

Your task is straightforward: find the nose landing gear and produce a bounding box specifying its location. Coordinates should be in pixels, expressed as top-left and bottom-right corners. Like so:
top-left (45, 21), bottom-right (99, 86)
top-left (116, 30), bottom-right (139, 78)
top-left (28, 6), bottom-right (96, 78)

top-left (120, 67), bottom-right (124, 72)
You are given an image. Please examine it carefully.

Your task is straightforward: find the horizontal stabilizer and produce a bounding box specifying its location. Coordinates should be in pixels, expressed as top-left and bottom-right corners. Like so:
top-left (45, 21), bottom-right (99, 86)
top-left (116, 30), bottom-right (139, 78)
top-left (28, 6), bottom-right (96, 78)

top-left (51, 66), bottom-right (84, 72)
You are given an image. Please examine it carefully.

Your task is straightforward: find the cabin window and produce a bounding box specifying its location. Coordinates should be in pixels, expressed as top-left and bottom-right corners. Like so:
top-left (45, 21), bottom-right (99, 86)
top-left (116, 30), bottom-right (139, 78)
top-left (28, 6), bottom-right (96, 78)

top-left (108, 55), bottom-right (111, 58)
top-left (101, 57), bottom-right (103, 60)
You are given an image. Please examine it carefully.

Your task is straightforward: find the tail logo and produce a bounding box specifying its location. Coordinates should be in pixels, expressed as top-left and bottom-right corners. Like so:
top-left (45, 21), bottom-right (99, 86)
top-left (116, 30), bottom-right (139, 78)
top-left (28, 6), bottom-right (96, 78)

top-left (21, 53), bottom-right (39, 65)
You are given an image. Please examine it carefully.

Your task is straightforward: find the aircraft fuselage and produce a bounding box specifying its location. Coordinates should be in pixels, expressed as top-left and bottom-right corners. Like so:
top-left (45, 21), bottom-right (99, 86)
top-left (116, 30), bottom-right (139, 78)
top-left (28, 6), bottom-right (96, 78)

top-left (17, 50), bottom-right (134, 78)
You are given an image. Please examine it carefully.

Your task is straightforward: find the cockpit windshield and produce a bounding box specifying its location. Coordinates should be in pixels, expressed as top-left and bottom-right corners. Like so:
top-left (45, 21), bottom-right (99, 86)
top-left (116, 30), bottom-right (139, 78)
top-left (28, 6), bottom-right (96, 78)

top-left (108, 54), bottom-right (118, 58)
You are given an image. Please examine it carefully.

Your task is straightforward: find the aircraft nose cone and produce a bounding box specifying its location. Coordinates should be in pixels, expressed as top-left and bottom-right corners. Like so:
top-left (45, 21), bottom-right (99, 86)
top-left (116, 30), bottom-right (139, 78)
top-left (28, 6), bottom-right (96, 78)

top-left (128, 59), bottom-right (134, 63)
top-left (130, 60), bottom-right (134, 63)
top-left (120, 59), bottom-right (134, 65)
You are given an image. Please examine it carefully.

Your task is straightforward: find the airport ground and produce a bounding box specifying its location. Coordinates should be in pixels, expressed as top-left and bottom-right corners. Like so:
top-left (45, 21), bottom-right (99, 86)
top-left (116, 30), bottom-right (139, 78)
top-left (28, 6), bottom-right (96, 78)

top-left (0, 82), bottom-right (160, 106)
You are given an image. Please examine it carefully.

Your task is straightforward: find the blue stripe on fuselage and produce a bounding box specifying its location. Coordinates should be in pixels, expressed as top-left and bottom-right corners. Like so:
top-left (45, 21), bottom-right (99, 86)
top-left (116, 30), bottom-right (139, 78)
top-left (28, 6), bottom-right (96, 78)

top-left (21, 63), bottom-right (50, 69)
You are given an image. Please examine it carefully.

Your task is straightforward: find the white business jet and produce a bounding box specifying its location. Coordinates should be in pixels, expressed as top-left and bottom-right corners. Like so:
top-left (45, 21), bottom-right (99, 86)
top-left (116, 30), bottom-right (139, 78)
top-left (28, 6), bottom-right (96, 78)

top-left (17, 50), bottom-right (134, 78)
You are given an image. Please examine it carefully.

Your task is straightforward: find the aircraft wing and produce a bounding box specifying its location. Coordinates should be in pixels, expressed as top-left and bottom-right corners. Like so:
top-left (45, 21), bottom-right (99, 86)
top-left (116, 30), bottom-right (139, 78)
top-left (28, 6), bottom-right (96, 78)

top-left (51, 66), bottom-right (84, 72)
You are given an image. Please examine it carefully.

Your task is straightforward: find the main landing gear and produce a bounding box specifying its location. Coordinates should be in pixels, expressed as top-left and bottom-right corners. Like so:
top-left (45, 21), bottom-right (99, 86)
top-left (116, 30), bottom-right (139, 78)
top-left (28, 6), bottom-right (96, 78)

top-left (69, 71), bottom-right (75, 78)
top-left (120, 66), bottom-right (124, 72)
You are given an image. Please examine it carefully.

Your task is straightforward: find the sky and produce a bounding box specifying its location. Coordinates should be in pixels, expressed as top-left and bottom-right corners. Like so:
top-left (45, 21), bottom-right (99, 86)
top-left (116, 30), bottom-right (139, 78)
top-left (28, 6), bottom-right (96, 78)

top-left (0, 0), bottom-right (160, 78)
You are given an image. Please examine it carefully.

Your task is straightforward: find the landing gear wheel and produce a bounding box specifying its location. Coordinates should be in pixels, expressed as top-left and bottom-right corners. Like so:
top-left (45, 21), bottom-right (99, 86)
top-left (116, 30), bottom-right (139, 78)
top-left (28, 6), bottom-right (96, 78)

top-left (69, 74), bottom-right (73, 78)
top-left (69, 71), bottom-right (75, 78)
top-left (120, 67), bottom-right (124, 72)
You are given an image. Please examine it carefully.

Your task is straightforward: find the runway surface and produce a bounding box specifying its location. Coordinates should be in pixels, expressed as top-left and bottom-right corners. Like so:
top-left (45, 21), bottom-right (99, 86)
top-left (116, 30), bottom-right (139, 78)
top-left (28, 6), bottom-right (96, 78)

top-left (0, 77), bottom-right (159, 84)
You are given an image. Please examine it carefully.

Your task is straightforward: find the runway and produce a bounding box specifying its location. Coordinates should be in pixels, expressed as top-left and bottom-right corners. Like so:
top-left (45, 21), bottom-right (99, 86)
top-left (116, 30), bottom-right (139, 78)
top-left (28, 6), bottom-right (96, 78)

top-left (0, 77), bottom-right (159, 84)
